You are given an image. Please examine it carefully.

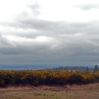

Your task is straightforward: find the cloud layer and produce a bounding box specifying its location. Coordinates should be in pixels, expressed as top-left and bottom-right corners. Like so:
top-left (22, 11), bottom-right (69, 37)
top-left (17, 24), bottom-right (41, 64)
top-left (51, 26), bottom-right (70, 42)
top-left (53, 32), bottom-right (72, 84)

top-left (0, 0), bottom-right (99, 66)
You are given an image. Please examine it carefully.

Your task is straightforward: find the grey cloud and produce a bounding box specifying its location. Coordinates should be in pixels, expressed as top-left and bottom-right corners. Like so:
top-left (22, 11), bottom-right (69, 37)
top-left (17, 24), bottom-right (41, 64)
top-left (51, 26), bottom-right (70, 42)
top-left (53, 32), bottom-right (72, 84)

top-left (1, 13), bottom-right (99, 65)
top-left (1, 17), bottom-right (99, 49)
top-left (16, 18), bottom-right (99, 36)
top-left (0, 47), bottom-right (33, 55)
top-left (0, 34), bottom-right (12, 48)
top-left (27, 1), bottom-right (40, 16)
top-left (1, 16), bottom-right (99, 48)
top-left (3, 18), bottom-right (96, 36)
top-left (75, 4), bottom-right (99, 10)
top-left (0, 39), bottom-right (53, 55)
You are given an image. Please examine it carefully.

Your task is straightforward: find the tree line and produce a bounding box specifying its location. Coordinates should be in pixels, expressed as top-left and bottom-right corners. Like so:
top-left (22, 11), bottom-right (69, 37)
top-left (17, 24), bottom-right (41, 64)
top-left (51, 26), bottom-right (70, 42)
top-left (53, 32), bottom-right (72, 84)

top-left (53, 66), bottom-right (90, 71)
top-left (53, 65), bottom-right (99, 72)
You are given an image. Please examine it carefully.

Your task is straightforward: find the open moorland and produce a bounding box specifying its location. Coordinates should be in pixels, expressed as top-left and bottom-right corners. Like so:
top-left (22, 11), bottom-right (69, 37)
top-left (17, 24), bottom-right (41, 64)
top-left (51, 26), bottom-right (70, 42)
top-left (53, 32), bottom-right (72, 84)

top-left (0, 70), bottom-right (99, 99)
top-left (0, 83), bottom-right (99, 99)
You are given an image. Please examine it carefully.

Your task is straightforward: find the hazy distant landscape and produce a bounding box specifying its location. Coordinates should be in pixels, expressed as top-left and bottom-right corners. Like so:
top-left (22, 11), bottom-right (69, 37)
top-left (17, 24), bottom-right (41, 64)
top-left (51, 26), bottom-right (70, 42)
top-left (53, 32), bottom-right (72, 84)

top-left (0, 64), bottom-right (54, 70)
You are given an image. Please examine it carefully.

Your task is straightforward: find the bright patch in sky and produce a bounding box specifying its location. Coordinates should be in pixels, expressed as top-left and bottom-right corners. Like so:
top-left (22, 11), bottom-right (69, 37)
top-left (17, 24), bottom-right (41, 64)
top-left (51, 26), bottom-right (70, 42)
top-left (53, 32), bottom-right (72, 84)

top-left (35, 36), bottom-right (52, 42)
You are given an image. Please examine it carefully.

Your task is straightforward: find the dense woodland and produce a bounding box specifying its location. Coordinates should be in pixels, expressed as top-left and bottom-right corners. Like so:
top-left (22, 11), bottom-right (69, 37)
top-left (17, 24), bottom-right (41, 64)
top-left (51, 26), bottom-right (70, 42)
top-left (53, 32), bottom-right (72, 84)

top-left (0, 69), bottom-right (99, 87)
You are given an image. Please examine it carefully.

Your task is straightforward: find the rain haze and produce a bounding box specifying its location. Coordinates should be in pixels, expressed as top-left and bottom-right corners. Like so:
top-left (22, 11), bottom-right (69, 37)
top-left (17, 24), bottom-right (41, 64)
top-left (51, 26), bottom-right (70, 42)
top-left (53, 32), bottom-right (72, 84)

top-left (0, 0), bottom-right (99, 68)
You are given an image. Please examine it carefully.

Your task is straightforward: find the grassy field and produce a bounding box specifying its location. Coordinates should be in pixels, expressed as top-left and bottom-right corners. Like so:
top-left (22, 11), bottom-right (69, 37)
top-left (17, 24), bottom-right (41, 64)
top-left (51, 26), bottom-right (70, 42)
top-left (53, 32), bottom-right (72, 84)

top-left (0, 83), bottom-right (99, 99)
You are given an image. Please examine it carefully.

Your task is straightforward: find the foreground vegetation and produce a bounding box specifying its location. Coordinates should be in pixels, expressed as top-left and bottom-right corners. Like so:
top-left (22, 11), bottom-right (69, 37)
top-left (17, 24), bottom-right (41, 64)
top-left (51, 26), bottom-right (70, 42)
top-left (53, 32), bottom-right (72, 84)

top-left (0, 70), bottom-right (99, 87)
top-left (0, 83), bottom-right (99, 99)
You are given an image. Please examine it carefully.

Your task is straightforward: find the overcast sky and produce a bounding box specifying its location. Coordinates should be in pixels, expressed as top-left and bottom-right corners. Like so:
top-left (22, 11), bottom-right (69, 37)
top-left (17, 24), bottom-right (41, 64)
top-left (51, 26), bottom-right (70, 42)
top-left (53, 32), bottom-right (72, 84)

top-left (0, 0), bottom-right (99, 66)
